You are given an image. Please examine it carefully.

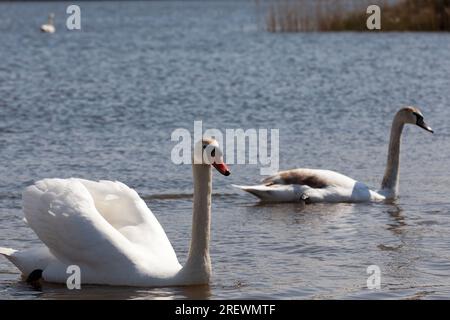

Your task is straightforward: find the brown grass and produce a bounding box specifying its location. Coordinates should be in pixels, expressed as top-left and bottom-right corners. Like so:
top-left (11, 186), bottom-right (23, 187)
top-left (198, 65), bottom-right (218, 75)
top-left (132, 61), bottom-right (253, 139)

top-left (262, 0), bottom-right (450, 32)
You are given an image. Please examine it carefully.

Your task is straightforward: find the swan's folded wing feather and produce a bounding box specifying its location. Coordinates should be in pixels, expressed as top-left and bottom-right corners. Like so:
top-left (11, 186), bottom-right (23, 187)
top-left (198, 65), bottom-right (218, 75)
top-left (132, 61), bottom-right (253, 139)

top-left (262, 169), bottom-right (357, 189)
top-left (22, 179), bottom-right (144, 270)
top-left (75, 179), bottom-right (179, 266)
top-left (77, 179), bottom-right (164, 230)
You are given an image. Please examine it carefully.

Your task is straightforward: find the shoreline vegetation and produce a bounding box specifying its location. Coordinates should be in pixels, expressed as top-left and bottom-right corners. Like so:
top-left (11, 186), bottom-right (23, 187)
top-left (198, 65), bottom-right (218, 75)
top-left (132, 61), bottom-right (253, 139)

top-left (258, 0), bottom-right (450, 32)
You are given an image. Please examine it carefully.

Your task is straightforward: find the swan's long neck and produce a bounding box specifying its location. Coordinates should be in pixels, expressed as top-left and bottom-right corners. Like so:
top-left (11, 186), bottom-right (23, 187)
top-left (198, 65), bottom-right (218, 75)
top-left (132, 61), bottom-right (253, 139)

top-left (180, 164), bottom-right (212, 284)
top-left (380, 115), bottom-right (404, 198)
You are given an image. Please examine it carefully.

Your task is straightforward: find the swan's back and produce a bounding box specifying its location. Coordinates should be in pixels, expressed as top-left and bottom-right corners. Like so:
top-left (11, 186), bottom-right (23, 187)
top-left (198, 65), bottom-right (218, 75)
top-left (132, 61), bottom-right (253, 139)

top-left (263, 169), bottom-right (357, 189)
top-left (40, 24), bottom-right (55, 33)
top-left (22, 178), bottom-right (181, 284)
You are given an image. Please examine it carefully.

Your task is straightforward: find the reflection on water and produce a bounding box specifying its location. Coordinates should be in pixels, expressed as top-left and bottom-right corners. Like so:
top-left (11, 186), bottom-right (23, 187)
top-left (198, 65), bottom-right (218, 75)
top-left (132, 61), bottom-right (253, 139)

top-left (1, 1), bottom-right (450, 299)
top-left (386, 205), bottom-right (407, 236)
top-left (3, 280), bottom-right (212, 300)
top-left (142, 193), bottom-right (238, 201)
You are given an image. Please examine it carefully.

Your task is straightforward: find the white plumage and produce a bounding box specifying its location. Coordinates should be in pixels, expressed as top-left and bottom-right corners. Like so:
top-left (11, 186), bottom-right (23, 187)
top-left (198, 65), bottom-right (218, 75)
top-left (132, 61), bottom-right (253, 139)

top-left (2, 178), bottom-right (181, 286)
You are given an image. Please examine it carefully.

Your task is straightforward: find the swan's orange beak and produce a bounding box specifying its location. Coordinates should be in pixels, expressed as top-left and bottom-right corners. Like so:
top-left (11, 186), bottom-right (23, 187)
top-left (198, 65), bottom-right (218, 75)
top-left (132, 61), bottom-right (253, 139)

top-left (213, 162), bottom-right (231, 176)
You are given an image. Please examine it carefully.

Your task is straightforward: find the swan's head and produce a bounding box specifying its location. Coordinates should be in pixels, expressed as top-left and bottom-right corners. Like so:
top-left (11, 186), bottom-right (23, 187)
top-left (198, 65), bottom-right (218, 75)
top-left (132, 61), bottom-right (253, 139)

top-left (193, 138), bottom-right (231, 176)
top-left (397, 107), bottom-right (433, 133)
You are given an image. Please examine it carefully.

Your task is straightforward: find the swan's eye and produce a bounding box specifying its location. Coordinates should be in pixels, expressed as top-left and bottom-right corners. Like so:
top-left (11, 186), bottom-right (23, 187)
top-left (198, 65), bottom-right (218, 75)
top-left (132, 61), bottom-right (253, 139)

top-left (202, 145), bottom-right (207, 150)
top-left (211, 148), bottom-right (216, 157)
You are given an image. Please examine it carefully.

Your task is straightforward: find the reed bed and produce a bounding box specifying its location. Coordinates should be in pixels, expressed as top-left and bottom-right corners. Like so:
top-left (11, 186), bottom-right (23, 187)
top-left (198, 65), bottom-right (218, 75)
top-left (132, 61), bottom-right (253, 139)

top-left (261, 0), bottom-right (450, 32)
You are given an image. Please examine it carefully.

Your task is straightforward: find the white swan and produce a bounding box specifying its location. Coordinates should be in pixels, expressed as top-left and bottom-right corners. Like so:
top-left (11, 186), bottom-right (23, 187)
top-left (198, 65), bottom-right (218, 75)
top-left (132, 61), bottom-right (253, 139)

top-left (234, 107), bottom-right (433, 203)
top-left (0, 138), bottom-right (230, 287)
top-left (40, 13), bottom-right (55, 33)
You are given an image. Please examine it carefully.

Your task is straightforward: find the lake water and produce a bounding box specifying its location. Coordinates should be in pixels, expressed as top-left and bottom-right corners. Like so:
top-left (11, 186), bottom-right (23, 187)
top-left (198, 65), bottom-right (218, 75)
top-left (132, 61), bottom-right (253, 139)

top-left (1, 1), bottom-right (450, 300)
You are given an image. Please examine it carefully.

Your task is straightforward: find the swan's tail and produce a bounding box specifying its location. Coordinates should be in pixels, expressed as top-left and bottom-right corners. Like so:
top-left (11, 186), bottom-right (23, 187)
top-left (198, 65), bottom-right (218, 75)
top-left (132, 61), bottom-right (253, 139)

top-left (1, 247), bottom-right (35, 279)
top-left (0, 247), bottom-right (19, 270)
top-left (0, 246), bottom-right (54, 277)
top-left (0, 247), bottom-right (17, 257)
top-left (232, 184), bottom-right (275, 200)
top-left (232, 184), bottom-right (301, 202)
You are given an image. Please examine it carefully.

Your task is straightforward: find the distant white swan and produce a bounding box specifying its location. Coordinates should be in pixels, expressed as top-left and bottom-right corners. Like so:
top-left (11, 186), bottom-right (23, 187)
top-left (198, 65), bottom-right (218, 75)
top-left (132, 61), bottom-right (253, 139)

top-left (0, 138), bottom-right (231, 287)
top-left (234, 107), bottom-right (433, 203)
top-left (40, 13), bottom-right (55, 33)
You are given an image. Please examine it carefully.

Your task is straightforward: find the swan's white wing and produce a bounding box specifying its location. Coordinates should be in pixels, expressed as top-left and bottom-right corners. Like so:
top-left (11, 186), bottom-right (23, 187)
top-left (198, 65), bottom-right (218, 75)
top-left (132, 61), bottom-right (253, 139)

top-left (232, 184), bottom-right (305, 202)
top-left (23, 178), bottom-right (181, 283)
top-left (23, 179), bottom-right (142, 269)
top-left (262, 169), bottom-right (357, 189)
top-left (235, 169), bottom-right (375, 203)
top-left (261, 169), bottom-right (380, 202)
top-left (75, 179), bottom-right (179, 265)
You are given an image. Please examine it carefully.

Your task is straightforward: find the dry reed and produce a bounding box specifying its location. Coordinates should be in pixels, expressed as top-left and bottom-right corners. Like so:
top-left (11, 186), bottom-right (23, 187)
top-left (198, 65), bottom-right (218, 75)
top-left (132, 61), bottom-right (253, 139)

top-left (262, 0), bottom-right (450, 32)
